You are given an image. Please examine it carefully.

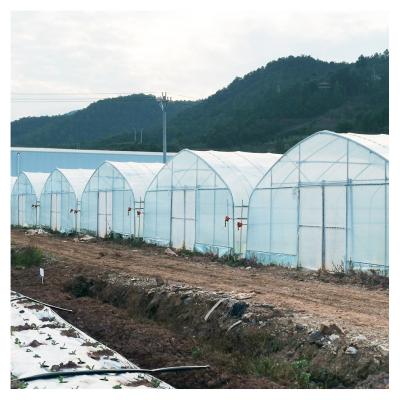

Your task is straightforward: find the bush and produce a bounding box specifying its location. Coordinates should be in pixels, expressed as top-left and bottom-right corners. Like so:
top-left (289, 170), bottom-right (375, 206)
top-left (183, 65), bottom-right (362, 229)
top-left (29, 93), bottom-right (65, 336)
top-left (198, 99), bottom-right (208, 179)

top-left (11, 247), bottom-right (43, 269)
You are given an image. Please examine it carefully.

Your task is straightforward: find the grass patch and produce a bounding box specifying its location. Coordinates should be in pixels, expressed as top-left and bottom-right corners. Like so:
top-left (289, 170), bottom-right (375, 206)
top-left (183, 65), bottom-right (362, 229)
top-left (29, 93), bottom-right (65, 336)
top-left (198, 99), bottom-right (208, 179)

top-left (251, 357), bottom-right (313, 388)
top-left (11, 247), bottom-right (44, 269)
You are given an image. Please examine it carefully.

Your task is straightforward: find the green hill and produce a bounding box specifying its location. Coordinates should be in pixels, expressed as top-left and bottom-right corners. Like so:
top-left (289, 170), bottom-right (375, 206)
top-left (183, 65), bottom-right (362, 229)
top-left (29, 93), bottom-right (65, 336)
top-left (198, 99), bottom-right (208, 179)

top-left (11, 51), bottom-right (388, 153)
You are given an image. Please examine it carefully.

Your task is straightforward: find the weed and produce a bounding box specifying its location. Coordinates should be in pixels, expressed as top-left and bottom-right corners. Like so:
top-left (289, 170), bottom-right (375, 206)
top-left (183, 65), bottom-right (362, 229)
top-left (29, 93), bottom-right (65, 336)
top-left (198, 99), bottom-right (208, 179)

top-left (150, 377), bottom-right (161, 388)
top-left (12, 379), bottom-right (28, 389)
top-left (11, 246), bottom-right (44, 269)
top-left (191, 346), bottom-right (202, 360)
top-left (57, 376), bottom-right (67, 383)
top-left (112, 384), bottom-right (122, 389)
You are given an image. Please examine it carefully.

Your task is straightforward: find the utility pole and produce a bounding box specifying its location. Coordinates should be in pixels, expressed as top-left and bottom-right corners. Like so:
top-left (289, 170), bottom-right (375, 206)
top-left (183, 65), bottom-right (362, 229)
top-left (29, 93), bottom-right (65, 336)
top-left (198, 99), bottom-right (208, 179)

top-left (157, 92), bottom-right (171, 163)
top-left (134, 128), bottom-right (137, 143)
top-left (140, 128), bottom-right (143, 144)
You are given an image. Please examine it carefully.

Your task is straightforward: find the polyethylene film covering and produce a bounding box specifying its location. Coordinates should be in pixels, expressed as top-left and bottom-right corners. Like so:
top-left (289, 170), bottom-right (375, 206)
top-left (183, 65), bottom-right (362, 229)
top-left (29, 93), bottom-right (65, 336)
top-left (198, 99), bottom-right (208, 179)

top-left (246, 131), bottom-right (388, 273)
top-left (81, 164), bottom-right (134, 237)
top-left (39, 169), bottom-right (85, 233)
top-left (11, 172), bottom-right (49, 228)
top-left (80, 161), bottom-right (161, 238)
top-left (144, 149), bottom-right (281, 255)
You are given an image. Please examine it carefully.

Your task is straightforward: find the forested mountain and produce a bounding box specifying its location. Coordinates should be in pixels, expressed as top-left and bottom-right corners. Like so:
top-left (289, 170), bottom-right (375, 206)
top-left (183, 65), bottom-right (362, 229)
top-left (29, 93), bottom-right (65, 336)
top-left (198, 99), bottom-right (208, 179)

top-left (11, 94), bottom-right (194, 148)
top-left (11, 51), bottom-right (388, 153)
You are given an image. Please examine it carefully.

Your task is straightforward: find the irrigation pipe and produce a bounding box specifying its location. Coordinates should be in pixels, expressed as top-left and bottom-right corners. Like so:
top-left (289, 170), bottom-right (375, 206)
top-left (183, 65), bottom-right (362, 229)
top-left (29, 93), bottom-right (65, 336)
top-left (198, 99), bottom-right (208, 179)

top-left (13, 365), bottom-right (210, 383)
top-left (10, 291), bottom-right (73, 313)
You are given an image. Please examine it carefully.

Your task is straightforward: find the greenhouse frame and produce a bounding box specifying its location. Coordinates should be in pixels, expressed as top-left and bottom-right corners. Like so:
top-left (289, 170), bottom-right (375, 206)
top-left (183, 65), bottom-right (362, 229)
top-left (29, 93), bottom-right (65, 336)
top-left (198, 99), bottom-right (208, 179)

top-left (11, 172), bottom-right (49, 227)
top-left (246, 131), bottom-right (389, 273)
top-left (39, 168), bottom-right (94, 233)
top-left (143, 149), bottom-right (281, 255)
top-left (80, 161), bottom-right (162, 238)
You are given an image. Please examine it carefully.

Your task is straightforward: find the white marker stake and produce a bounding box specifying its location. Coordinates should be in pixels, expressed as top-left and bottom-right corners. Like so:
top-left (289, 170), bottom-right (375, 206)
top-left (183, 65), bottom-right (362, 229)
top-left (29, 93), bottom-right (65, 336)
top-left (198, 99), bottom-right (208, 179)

top-left (39, 268), bottom-right (44, 284)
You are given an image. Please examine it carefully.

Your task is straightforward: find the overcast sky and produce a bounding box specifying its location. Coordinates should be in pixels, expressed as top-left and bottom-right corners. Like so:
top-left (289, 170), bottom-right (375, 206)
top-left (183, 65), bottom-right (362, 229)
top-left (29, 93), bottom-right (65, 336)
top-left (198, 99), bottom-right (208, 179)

top-left (11, 11), bottom-right (388, 120)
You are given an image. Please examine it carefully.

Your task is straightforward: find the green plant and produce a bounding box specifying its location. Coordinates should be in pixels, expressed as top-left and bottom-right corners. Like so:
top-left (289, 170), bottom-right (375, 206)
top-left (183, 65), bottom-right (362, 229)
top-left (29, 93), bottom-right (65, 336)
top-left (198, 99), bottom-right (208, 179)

top-left (11, 246), bottom-right (44, 269)
top-left (191, 346), bottom-right (202, 360)
top-left (150, 377), bottom-right (161, 388)
top-left (58, 376), bottom-right (67, 383)
top-left (112, 384), bottom-right (122, 389)
top-left (291, 359), bottom-right (311, 388)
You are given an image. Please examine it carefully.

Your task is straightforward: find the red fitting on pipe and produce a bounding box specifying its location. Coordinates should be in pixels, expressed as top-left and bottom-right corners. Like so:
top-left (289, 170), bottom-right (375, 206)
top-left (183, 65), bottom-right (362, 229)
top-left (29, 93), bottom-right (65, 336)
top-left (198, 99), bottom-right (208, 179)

top-left (224, 215), bottom-right (231, 227)
top-left (70, 209), bottom-right (74, 213)
top-left (237, 221), bottom-right (243, 230)
top-left (127, 206), bottom-right (132, 216)
top-left (136, 210), bottom-right (142, 216)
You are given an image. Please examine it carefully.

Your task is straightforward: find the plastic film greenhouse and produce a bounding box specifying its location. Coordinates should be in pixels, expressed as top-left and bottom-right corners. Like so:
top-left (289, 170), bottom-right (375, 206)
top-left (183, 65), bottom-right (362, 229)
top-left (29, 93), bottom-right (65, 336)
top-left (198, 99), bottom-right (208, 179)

top-left (246, 131), bottom-right (389, 273)
top-left (80, 161), bottom-right (162, 238)
top-left (39, 168), bottom-right (94, 233)
top-left (143, 149), bottom-right (281, 255)
top-left (11, 172), bottom-right (49, 227)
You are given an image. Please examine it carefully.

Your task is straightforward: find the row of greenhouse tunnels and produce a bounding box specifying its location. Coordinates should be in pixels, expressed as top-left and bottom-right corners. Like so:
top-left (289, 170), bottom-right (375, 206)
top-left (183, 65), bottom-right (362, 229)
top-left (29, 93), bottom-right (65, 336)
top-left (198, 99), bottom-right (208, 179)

top-left (11, 131), bottom-right (389, 273)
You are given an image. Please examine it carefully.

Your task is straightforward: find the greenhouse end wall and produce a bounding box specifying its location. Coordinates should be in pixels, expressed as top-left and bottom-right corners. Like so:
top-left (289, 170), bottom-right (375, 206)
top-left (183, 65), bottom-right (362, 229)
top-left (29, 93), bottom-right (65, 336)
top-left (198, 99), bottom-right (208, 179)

top-left (11, 172), bottom-right (49, 228)
top-left (246, 131), bottom-right (389, 274)
top-left (80, 162), bottom-right (161, 238)
top-left (39, 169), bottom-right (94, 233)
top-left (143, 149), bottom-right (281, 255)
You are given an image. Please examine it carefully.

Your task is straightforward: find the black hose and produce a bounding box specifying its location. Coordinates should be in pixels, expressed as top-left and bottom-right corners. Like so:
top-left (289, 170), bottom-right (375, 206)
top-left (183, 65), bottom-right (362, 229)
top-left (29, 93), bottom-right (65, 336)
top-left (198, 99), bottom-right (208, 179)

top-left (14, 365), bottom-right (210, 383)
top-left (10, 291), bottom-right (73, 313)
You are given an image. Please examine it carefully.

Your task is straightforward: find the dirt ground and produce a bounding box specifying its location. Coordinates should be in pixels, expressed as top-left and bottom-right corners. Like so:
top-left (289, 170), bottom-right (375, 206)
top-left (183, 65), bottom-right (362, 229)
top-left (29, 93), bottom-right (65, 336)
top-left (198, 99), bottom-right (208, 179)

top-left (10, 229), bottom-right (389, 388)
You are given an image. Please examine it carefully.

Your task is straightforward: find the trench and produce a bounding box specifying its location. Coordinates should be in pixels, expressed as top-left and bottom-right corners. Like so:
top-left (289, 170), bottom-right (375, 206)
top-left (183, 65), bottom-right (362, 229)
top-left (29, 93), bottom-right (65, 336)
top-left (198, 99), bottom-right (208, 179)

top-left (58, 274), bottom-right (388, 389)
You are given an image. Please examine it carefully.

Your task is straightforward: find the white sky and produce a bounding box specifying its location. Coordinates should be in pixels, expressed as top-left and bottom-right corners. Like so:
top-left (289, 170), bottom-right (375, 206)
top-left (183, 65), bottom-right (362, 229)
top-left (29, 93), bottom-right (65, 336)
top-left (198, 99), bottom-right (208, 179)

top-left (11, 10), bottom-right (388, 120)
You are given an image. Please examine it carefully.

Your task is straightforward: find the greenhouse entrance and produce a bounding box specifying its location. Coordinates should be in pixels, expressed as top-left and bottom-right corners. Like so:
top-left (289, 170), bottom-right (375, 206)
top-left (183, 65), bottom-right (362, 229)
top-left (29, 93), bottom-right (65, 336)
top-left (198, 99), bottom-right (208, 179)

top-left (171, 189), bottom-right (195, 250)
top-left (98, 191), bottom-right (112, 238)
top-left (298, 185), bottom-right (346, 270)
top-left (18, 195), bottom-right (25, 226)
top-left (50, 194), bottom-right (61, 231)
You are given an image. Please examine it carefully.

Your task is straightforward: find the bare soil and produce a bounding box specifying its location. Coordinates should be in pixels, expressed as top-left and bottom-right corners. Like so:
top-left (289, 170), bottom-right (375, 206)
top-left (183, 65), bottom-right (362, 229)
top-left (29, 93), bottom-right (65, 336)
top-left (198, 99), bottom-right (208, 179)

top-left (10, 228), bottom-right (389, 388)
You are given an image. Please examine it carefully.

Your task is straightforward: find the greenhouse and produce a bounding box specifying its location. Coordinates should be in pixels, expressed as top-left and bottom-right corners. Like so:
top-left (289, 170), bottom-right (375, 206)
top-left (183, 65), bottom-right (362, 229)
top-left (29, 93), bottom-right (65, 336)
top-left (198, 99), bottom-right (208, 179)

top-left (11, 176), bottom-right (16, 191)
top-left (80, 161), bottom-right (162, 238)
top-left (39, 168), bottom-right (94, 233)
top-left (246, 131), bottom-right (389, 273)
top-left (11, 172), bottom-right (49, 227)
top-left (143, 149), bottom-right (281, 255)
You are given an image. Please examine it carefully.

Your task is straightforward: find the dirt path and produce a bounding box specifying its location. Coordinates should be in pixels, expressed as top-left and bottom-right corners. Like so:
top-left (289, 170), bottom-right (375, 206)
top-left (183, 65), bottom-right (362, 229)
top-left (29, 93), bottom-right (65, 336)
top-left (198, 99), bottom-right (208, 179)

top-left (11, 229), bottom-right (388, 346)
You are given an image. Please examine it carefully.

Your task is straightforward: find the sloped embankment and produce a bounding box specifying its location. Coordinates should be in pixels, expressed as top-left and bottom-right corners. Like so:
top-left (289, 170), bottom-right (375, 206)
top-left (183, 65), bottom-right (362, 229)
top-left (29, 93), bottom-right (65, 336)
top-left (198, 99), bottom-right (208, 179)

top-left (65, 274), bottom-right (389, 389)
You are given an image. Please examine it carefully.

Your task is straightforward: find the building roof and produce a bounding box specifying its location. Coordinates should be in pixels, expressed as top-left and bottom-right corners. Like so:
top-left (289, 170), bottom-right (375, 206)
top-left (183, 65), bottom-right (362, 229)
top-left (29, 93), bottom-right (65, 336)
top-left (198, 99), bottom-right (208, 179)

top-left (103, 161), bottom-right (164, 200)
top-left (22, 172), bottom-right (50, 199)
top-left (338, 132), bottom-right (389, 160)
top-left (57, 168), bottom-right (95, 199)
top-left (158, 149), bottom-right (281, 204)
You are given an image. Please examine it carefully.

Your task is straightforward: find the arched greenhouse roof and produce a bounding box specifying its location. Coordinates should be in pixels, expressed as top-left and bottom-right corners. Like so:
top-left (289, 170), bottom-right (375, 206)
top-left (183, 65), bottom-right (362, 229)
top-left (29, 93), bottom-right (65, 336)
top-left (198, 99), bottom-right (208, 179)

top-left (56, 168), bottom-right (95, 199)
top-left (150, 149), bottom-right (281, 204)
top-left (100, 161), bottom-right (163, 200)
top-left (11, 176), bottom-right (17, 191)
top-left (19, 172), bottom-right (50, 199)
top-left (337, 132), bottom-right (388, 160)
top-left (252, 130), bottom-right (388, 191)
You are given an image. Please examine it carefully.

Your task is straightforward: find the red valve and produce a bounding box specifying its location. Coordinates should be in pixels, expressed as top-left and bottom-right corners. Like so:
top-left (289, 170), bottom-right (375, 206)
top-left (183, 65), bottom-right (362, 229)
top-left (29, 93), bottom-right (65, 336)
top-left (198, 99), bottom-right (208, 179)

top-left (224, 215), bottom-right (231, 227)
top-left (136, 210), bottom-right (142, 216)
top-left (70, 209), bottom-right (74, 213)
top-left (127, 206), bottom-right (132, 216)
top-left (237, 221), bottom-right (243, 230)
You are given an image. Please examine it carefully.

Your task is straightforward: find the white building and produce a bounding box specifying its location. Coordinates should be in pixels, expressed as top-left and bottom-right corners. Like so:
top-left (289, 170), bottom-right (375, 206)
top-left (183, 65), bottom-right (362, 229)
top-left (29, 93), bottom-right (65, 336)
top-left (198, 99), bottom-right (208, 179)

top-left (143, 149), bottom-right (281, 255)
top-left (11, 172), bottom-right (49, 227)
top-left (80, 161), bottom-right (162, 238)
top-left (246, 131), bottom-right (389, 273)
top-left (39, 168), bottom-right (94, 233)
